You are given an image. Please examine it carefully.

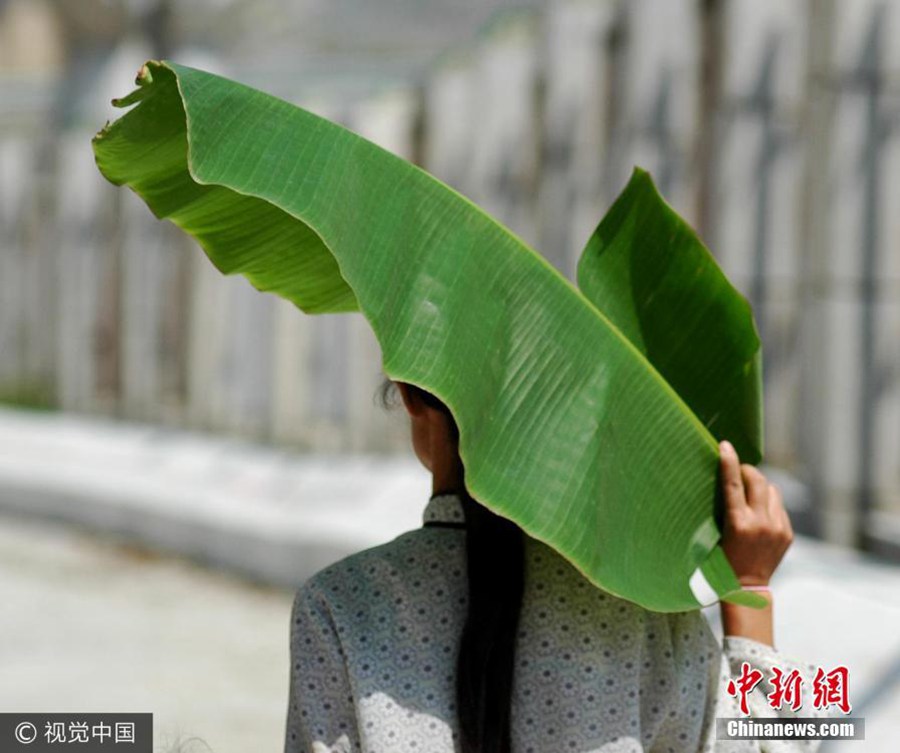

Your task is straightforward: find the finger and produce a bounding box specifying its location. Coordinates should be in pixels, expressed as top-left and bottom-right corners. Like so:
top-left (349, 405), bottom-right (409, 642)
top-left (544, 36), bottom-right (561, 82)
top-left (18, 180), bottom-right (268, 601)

top-left (741, 464), bottom-right (769, 511)
top-left (719, 441), bottom-right (747, 511)
top-left (766, 483), bottom-right (784, 518)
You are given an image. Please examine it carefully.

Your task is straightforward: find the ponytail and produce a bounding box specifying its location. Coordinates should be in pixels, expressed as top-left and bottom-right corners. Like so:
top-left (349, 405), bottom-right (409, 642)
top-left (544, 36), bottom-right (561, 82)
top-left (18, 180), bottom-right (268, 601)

top-left (394, 382), bottom-right (525, 753)
top-left (455, 484), bottom-right (525, 753)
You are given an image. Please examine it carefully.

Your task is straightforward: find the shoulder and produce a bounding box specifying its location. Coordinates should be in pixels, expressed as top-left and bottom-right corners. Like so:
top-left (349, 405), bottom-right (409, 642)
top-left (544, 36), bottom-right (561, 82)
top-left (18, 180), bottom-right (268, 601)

top-left (290, 526), bottom-right (468, 670)
top-left (294, 525), bottom-right (466, 618)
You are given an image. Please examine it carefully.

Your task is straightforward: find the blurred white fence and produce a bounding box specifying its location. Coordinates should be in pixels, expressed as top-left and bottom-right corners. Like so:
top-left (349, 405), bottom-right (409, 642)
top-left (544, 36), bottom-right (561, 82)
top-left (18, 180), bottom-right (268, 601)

top-left (0, 0), bottom-right (898, 548)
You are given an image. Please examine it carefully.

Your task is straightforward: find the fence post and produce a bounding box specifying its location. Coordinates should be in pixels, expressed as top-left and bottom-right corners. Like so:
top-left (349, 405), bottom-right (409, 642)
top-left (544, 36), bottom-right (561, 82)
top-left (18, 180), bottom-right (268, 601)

top-left (55, 131), bottom-right (120, 414)
top-left (710, 1), bottom-right (807, 468)
top-left (537, 0), bottom-right (618, 279)
top-left (461, 10), bottom-right (543, 248)
top-left (612, 0), bottom-right (701, 222)
top-left (0, 134), bottom-right (35, 399)
top-left (422, 49), bottom-right (477, 194)
top-left (119, 190), bottom-right (189, 423)
top-left (185, 241), bottom-right (275, 440)
top-left (799, 0), bottom-right (900, 547)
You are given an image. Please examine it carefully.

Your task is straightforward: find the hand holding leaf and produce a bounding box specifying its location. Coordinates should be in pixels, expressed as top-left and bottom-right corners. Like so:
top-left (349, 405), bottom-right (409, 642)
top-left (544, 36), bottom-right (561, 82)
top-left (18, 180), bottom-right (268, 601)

top-left (719, 440), bottom-right (794, 588)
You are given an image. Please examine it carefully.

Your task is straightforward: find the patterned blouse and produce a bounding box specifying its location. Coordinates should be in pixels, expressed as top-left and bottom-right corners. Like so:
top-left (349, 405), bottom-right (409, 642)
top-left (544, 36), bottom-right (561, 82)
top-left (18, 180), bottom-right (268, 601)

top-left (285, 492), bottom-right (824, 753)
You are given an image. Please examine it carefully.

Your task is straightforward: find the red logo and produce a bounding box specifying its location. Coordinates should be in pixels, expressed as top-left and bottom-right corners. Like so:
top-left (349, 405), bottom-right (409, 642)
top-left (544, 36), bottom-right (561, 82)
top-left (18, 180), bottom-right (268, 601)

top-left (767, 667), bottom-right (804, 711)
top-left (812, 666), bottom-right (851, 714)
top-left (725, 663), bottom-right (852, 715)
top-left (725, 662), bottom-right (764, 715)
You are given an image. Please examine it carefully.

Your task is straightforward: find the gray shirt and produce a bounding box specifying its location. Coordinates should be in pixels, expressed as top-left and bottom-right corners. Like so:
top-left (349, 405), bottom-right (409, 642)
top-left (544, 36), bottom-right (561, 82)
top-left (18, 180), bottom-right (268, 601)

top-left (285, 492), bottom-right (825, 752)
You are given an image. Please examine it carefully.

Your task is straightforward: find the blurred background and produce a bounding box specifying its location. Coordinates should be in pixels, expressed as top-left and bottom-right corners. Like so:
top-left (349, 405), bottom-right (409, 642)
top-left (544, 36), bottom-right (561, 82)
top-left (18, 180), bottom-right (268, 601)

top-left (0, 0), bottom-right (898, 751)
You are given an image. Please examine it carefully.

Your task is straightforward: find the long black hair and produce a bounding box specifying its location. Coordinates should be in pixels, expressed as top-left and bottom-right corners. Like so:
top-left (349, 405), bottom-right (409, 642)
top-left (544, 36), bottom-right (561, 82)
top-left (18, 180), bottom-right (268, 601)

top-left (379, 378), bottom-right (525, 753)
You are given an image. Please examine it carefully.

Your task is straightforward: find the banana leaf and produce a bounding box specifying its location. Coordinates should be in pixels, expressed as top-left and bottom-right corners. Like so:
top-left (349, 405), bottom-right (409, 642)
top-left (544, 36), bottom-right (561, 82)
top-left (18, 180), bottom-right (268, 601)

top-left (576, 174), bottom-right (763, 468)
top-left (92, 60), bottom-right (766, 611)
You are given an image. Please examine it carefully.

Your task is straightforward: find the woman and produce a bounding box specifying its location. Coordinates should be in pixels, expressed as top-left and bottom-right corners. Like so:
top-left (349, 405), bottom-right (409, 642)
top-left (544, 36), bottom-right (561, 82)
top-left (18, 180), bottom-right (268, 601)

top-left (284, 379), bottom-right (822, 753)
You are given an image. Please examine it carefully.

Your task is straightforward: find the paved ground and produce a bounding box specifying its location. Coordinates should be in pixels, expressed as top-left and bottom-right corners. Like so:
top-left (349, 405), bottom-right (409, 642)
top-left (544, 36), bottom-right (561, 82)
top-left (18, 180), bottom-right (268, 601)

top-left (0, 407), bottom-right (430, 588)
top-left (0, 511), bottom-right (293, 753)
top-left (0, 407), bottom-right (898, 751)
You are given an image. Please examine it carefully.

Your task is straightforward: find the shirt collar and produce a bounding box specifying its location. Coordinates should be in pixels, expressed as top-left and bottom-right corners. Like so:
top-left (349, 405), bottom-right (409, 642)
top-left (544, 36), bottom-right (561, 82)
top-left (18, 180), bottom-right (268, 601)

top-left (422, 491), bottom-right (465, 526)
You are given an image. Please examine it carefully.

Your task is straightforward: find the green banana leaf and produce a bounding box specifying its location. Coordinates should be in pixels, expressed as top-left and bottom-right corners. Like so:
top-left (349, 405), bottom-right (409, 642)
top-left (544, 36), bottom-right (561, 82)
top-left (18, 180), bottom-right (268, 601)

top-left (92, 60), bottom-right (766, 611)
top-left (576, 175), bottom-right (763, 468)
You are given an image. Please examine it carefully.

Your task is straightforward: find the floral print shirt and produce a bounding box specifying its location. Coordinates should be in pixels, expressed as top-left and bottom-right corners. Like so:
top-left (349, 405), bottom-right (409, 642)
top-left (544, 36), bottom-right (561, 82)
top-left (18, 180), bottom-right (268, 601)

top-left (285, 493), bottom-right (827, 753)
